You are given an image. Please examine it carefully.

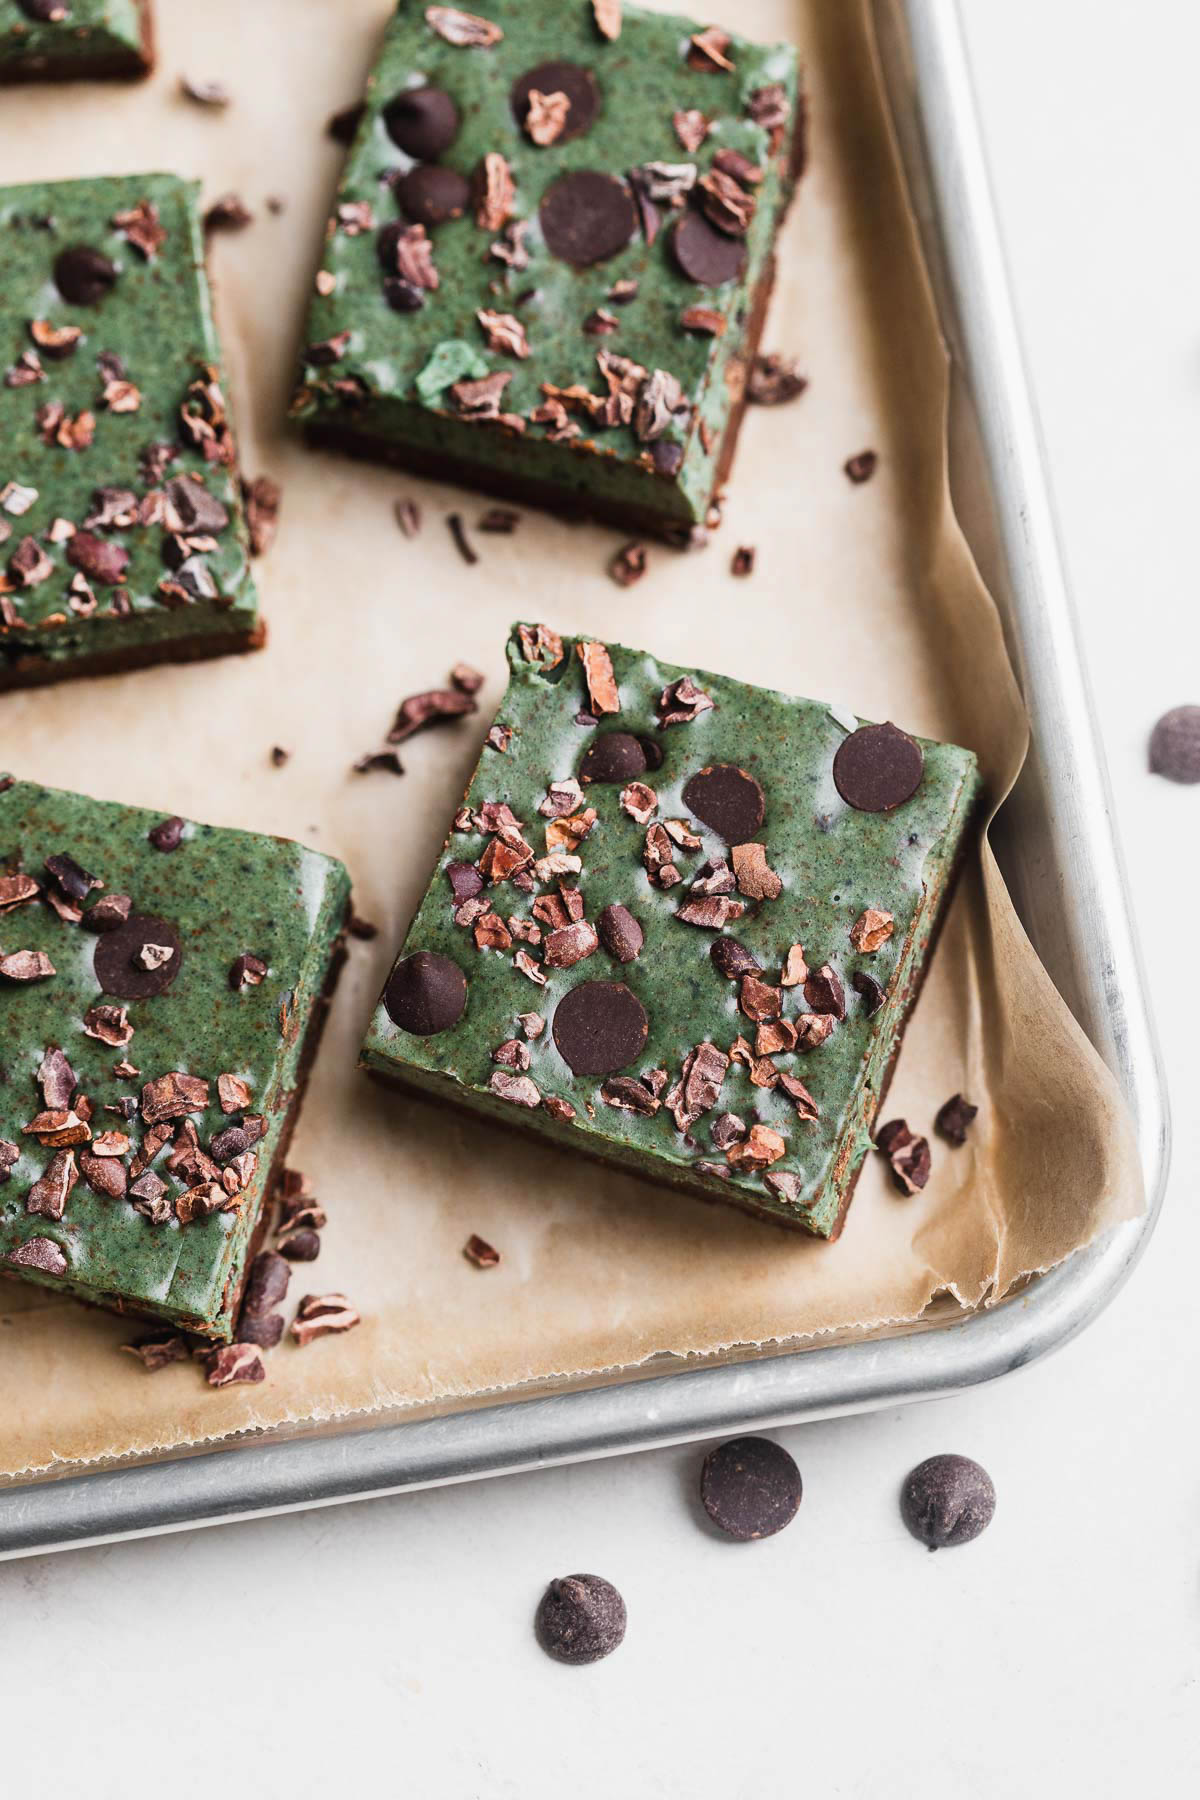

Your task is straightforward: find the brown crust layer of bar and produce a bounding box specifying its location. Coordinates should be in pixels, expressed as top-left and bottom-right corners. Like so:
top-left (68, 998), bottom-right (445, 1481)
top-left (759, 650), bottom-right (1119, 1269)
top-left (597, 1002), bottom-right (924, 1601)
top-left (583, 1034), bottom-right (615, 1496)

top-left (0, 0), bottom-right (154, 84)
top-left (304, 105), bottom-right (805, 545)
top-left (0, 620), bottom-right (266, 693)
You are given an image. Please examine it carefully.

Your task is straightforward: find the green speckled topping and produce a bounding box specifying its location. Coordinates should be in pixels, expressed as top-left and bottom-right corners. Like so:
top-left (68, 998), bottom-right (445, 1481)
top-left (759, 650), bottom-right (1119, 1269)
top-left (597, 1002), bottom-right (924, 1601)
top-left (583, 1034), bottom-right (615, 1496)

top-left (363, 625), bottom-right (980, 1238)
top-left (0, 173), bottom-right (258, 677)
top-left (0, 781), bottom-right (349, 1337)
top-left (0, 2), bottom-right (147, 75)
top-left (297, 0), bottom-right (800, 528)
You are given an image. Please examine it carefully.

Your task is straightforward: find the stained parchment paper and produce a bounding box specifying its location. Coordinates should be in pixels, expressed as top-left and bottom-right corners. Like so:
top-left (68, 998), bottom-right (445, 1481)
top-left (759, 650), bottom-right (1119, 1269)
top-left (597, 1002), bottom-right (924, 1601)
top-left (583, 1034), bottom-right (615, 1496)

top-left (0, 0), bottom-right (1143, 1482)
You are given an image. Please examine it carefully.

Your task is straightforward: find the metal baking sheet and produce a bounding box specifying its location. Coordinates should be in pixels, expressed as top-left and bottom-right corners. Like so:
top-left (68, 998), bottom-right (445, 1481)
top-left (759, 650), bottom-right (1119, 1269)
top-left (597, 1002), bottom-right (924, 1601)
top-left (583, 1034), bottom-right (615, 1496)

top-left (0, 0), bottom-right (1170, 1560)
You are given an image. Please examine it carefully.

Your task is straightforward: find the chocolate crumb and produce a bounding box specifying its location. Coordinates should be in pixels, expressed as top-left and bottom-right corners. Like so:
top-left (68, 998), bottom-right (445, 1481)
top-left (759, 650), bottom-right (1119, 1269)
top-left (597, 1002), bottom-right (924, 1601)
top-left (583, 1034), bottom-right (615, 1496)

top-left (241, 475), bottom-right (281, 555)
top-left (180, 76), bottom-right (230, 107)
top-left (844, 450), bottom-right (878, 484)
top-left (395, 497), bottom-right (422, 537)
top-left (609, 540), bottom-right (647, 587)
top-left (447, 512), bottom-right (477, 565)
top-left (731, 545), bottom-right (755, 577)
top-left (464, 1233), bottom-right (501, 1268)
top-left (477, 508), bottom-right (519, 534)
top-left (935, 1093), bottom-right (978, 1146)
top-left (148, 815), bottom-right (185, 852)
top-left (270, 746), bottom-right (291, 767)
top-left (747, 353), bottom-right (808, 406)
top-left (203, 193), bottom-right (254, 234)
top-left (121, 1334), bottom-right (191, 1371)
top-left (353, 749), bottom-right (405, 776)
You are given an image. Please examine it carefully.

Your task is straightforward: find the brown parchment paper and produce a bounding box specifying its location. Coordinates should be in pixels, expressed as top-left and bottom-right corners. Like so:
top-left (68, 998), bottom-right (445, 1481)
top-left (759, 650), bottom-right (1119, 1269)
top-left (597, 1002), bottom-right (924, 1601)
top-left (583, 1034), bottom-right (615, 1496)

top-left (0, 0), bottom-right (1143, 1482)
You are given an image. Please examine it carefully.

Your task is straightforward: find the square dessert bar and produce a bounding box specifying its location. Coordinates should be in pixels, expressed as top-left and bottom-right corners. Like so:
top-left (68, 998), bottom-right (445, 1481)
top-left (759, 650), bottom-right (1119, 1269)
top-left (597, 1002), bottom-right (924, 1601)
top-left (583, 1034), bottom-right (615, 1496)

top-left (363, 625), bottom-right (981, 1238)
top-left (0, 173), bottom-right (260, 689)
top-left (0, 2), bottom-right (153, 84)
top-left (0, 779), bottom-right (350, 1339)
top-left (295, 2), bottom-right (803, 541)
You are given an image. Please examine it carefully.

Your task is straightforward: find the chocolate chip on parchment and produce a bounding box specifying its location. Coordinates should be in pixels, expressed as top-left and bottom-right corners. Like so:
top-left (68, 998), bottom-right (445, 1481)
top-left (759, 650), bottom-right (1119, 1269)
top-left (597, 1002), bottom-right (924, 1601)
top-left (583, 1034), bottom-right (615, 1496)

top-left (597, 902), bottom-right (643, 964)
top-left (682, 765), bottom-right (764, 843)
top-left (93, 916), bottom-right (182, 999)
top-left (935, 1093), bottom-right (978, 1146)
top-left (700, 1436), bottom-right (802, 1541)
top-left (670, 209), bottom-right (746, 286)
top-left (539, 171), bottom-right (636, 266)
top-left (746, 353), bottom-right (807, 406)
top-left (552, 979), bottom-right (648, 1076)
top-left (844, 449), bottom-right (878, 484)
top-left (535, 1574), bottom-right (626, 1666)
top-left (833, 723), bottom-right (924, 813)
top-left (1148, 705), bottom-right (1200, 783)
top-left (851, 969), bottom-right (885, 1015)
top-left (383, 85), bottom-right (460, 158)
top-left (464, 1233), bottom-right (501, 1268)
top-left (54, 245), bottom-right (118, 306)
top-left (512, 61), bottom-right (599, 140)
top-left (900, 1454), bottom-right (995, 1550)
top-left (394, 164), bottom-right (472, 227)
top-left (384, 950), bottom-right (467, 1035)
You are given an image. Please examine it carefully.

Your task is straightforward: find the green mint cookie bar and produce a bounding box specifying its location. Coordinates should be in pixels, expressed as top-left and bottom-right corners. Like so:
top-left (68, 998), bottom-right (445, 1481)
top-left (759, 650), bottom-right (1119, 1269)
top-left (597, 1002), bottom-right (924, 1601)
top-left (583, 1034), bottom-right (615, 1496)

top-left (362, 625), bottom-right (980, 1238)
top-left (295, 2), bottom-right (802, 541)
top-left (0, 173), bottom-right (261, 688)
top-left (0, 779), bottom-right (350, 1339)
top-left (0, 2), bottom-right (152, 84)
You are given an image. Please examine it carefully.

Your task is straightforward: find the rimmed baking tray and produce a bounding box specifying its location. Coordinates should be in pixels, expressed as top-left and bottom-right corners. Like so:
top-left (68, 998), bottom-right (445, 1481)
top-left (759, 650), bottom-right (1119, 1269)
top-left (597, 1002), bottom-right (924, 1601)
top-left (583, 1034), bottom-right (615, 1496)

top-left (0, 0), bottom-right (1170, 1560)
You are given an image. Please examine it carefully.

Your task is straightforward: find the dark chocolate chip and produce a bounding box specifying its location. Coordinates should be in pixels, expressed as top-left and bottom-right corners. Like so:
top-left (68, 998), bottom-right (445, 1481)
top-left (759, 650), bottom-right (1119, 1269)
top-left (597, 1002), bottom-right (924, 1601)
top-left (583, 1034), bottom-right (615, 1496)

top-left (710, 936), bottom-right (761, 980)
top-left (833, 723), bottom-right (924, 813)
top-left (535, 1574), bottom-right (626, 1666)
top-left (700, 1436), bottom-right (802, 1541)
top-left (539, 170), bottom-right (636, 267)
top-left (552, 979), bottom-right (648, 1076)
top-left (53, 244), bottom-right (118, 306)
top-left (682, 764), bottom-right (765, 843)
top-left (935, 1092), bottom-right (978, 1146)
top-left (597, 902), bottom-right (643, 963)
top-left (93, 916), bottom-right (182, 1000)
top-left (1148, 705), bottom-right (1200, 783)
top-left (578, 731), bottom-right (648, 785)
top-left (393, 164), bottom-right (472, 227)
top-left (242, 1248), bottom-right (291, 1315)
top-left (511, 61), bottom-right (600, 141)
top-left (900, 1453), bottom-right (995, 1550)
top-left (670, 209), bottom-right (746, 286)
top-left (383, 85), bottom-right (460, 159)
top-left (851, 969), bottom-right (885, 1015)
top-left (148, 814), bottom-right (186, 851)
top-left (384, 950), bottom-right (468, 1036)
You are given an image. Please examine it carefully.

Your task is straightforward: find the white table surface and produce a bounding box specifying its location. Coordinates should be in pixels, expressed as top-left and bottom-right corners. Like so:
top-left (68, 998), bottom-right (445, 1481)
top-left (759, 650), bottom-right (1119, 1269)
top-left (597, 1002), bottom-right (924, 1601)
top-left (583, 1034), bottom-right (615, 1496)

top-left (2, 4), bottom-right (1197, 1793)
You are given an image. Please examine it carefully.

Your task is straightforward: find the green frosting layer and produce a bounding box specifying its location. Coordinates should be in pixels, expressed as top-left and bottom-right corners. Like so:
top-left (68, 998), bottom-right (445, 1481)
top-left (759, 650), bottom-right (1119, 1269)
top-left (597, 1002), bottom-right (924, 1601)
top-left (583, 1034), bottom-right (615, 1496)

top-left (0, 173), bottom-right (258, 677)
top-left (296, 0), bottom-right (799, 528)
top-left (0, 2), bottom-right (146, 74)
top-left (363, 626), bottom-right (981, 1238)
top-left (0, 780), bottom-right (350, 1337)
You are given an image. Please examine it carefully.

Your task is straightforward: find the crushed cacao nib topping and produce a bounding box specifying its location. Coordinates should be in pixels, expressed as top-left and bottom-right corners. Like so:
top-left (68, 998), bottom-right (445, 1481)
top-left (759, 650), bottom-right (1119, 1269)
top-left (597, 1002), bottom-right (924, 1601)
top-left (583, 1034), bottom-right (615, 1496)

top-left (727, 1125), bottom-right (787, 1171)
top-left (493, 1037), bottom-right (531, 1071)
top-left (673, 109), bottom-right (709, 152)
top-left (0, 872), bottom-right (40, 912)
top-left (710, 936), bottom-right (760, 980)
top-left (426, 6), bottom-right (503, 47)
top-left (543, 919), bottom-right (599, 969)
top-left (517, 622), bottom-right (564, 669)
top-left (379, 221), bottom-right (439, 291)
top-left (112, 201), bottom-right (166, 259)
top-left (278, 1227), bottom-right (321, 1262)
top-left (634, 368), bottom-right (690, 444)
top-left (875, 1118), bottom-right (931, 1194)
top-left (632, 161), bottom-right (697, 205)
top-left (656, 674), bottom-right (714, 728)
top-left (935, 1093), bottom-right (978, 1146)
top-left (474, 912), bottom-right (512, 950)
top-left (582, 307), bottom-right (620, 337)
top-left (29, 319), bottom-right (82, 359)
top-left (747, 83), bottom-right (791, 132)
top-left (756, 1018), bottom-right (796, 1056)
top-left (488, 1068), bottom-right (541, 1108)
top-left (486, 722), bottom-right (514, 753)
top-left (688, 26), bottom-right (734, 71)
top-left (477, 158), bottom-right (518, 234)
top-left (147, 815), bottom-right (185, 852)
top-left (142, 1071), bottom-right (210, 1125)
top-left (619, 782), bottom-right (657, 826)
top-left (6, 1237), bottom-right (67, 1276)
top-left (731, 842), bottom-right (781, 900)
top-left (0, 948), bottom-right (55, 981)
top-left (713, 148), bottom-right (764, 188)
top-left (804, 962), bottom-right (846, 1019)
top-left (66, 531), bottom-right (129, 587)
top-left (747, 353), bottom-right (808, 406)
top-left (217, 1072), bottom-right (253, 1114)
top-left (476, 309), bottom-right (530, 358)
top-left (592, 0), bottom-right (621, 37)
top-left (780, 943), bottom-right (808, 987)
top-left (1, 480), bottom-right (38, 516)
top-left (513, 948), bottom-right (547, 985)
top-left (179, 363), bottom-right (236, 466)
top-left (523, 87), bottom-right (572, 145)
top-left (128, 1170), bottom-right (171, 1223)
top-left (764, 1170), bottom-right (803, 1206)
top-left (710, 1112), bottom-right (746, 1151)
top-left (609, 541), bottom-right (647, 588)
top-left (80, 1150), bottom-right (127, 1200)
top-left (676, 894), bottom-right (745, 929)
top-left (37, 1047), bottom-right (77, 1111)
top-left (44, 851), bottom-right (100, 904)
top-left (698, 167), bottom-right (756, 236)
top-left (5, 350), bottom-right (45, 388)
top-left (7, 535), bottom-right (54, 587)
top-left (681, 304), bottom-right (725, 336)
top-left (576, 640), bottom-right (620, 715)
top-left (601, 1074), bottom-right (662, 1116)
top-left (26, 1147), bottom-right (78, 1220)
top-left (851, 969), bottom-right (885, 1015)
top-left (849, 907), bottom-right (894, 952)
top-left (778, 1074), bottom-right (819, 1122)
top-left (23, 1106), bottom-right (91, 1148)
top-left (793, 1012), bottom-right (836, 1051)
top-left (666, 1041), bottom-right (729, 1132)
top-left (36, 401), bottom-right (96, 451)
top-left (737, 973), bottom-right (780, 1023)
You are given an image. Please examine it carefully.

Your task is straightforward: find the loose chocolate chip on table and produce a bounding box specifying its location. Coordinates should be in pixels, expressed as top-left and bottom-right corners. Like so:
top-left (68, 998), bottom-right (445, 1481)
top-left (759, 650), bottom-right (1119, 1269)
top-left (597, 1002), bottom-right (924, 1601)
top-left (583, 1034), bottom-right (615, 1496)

top-left (833, 722), bottom-right (924, 813)
top-left (93, 916), bottom-right (182, 999)
top-left (383, 85), bottom-right (460, 159)
top-left (700, 1436), bottom-right (802, 1541)
top-left (552, 979), bottom-right (648, 1076)
top-left (935, 1092), bottom-right (978, 1145)
top-left (579, 731), bottom-right (648, 785)
top-left (671, 209), bottom-right (747, 287)
top-left (53, 245), bottom-right (118, 307)
top-left (682, 765), bottom-right (765, 843)
top-left (384, 950), bottom-right (468, 1036)
top-left (393, 165), bottom-right (472, 227)
top-left (539, 171), bottom-right (636, 267)
top-left (535, 1574), bottom-right (626, 1666)
top-left (511, 61), bottom-right (600, 141)
top-left (900, 1453), bottom-right (995, 1550)
top-left (1148, 705), bottom-right (1200, 783)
